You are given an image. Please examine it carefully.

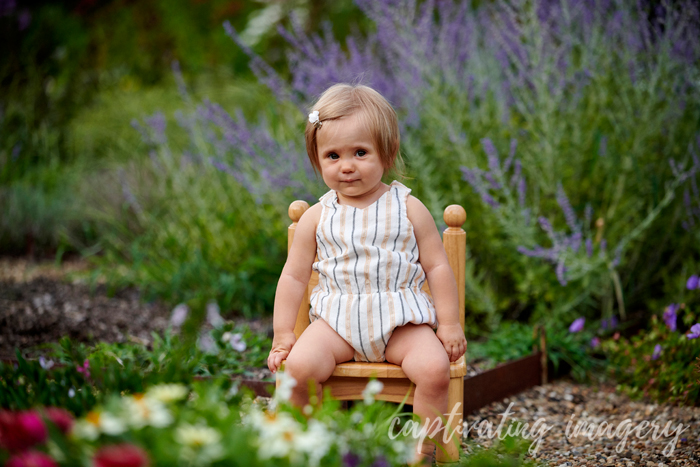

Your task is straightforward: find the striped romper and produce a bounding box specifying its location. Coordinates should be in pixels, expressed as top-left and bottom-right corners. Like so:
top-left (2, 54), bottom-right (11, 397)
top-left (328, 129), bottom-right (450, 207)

top-left (310, 180), bottom-right (438, 363)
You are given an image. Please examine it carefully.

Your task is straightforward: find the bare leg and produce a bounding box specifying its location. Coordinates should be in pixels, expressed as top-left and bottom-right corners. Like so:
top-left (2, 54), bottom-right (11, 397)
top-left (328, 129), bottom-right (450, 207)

top-left (385, 324), bottom-right (451, 465)
top-left (283, 319), bottom-right (355, 407)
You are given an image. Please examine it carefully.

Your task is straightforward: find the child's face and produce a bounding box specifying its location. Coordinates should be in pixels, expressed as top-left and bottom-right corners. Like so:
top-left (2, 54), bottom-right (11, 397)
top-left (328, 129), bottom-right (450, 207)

top-left (316, 112), bottom-right (386, 206)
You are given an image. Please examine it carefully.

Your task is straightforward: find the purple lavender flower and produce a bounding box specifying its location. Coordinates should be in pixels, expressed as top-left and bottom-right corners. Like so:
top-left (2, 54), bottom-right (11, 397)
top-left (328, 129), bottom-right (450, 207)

top-left (652, 344), bottom-right (662, 360)
top-left (569, 317), bottom-right (585, 333)
top-left (590, 337), bottom-right (600, 348)
top-left (600, 316), bottom-right (618, 331)
top-left (0, 0), bottom-right (17, 16)
top-left (663, 304), bottom-right (678, 332)
top-left (343, 452), bottom-right (361, 467)
top-left (687, 323), bottom-right (700, 339)
top-left (11, 143), bottom-right (20, 160)
top-left (556, 183), bottom-right (580, 233)
top-left (371, 456), bottom-right (390, 467)
top-left (687, 275), bottom-right (699, 290)
top-left (598, 135), bottom-right (608, 157)
top-left (17, 8), bottom-right (30, 30)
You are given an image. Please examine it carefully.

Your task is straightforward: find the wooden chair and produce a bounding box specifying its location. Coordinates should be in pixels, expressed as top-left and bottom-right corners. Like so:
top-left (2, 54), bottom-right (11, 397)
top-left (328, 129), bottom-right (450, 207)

top-left (280, 200), bottom-right (467, 465)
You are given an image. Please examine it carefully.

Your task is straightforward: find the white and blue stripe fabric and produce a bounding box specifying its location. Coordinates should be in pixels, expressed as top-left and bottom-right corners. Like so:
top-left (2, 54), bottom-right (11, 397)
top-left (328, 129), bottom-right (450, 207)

top-left (310, 181), bottom-right (438, 362)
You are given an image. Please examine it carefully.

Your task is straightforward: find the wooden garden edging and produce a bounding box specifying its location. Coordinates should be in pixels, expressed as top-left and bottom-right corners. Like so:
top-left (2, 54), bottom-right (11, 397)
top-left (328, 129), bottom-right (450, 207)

top-left (462, 325), bottom-right (547, 413)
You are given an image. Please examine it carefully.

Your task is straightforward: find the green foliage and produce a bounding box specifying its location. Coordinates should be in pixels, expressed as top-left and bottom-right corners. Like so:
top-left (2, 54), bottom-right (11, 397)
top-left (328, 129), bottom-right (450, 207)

top-left (544, 322), bottom-right (604, 383)
top-left (0, 319), bottom-right (272, 415)
top-left (0, 377), bottom-right (544, 466)
top-left (602, 313), bottom-right (700, 406)
top-left (461, 435), bottom-right (542, 467)
top-left (85, 145), bottom-right (292, 316)
top-left (469, 322), bottom-right (536, 368)
top-left (469, 319), bottom-right (604, 382)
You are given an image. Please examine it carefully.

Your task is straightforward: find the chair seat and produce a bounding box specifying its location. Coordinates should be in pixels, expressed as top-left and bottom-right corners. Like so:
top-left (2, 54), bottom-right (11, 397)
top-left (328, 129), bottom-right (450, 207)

top-left (331, 355), bottom-right (466, 378)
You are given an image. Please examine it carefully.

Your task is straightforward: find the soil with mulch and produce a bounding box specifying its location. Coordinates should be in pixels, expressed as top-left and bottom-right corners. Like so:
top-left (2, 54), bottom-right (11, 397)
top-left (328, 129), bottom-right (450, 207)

top-left (3, 258), bottom-right (699, 466)
top-left (0, 258), bottom-right (171, 359)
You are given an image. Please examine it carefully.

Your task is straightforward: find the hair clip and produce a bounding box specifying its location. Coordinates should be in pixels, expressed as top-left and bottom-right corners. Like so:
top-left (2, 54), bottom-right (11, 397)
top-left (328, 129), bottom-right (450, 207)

top-left (308, 110), bottom-right (322, 129)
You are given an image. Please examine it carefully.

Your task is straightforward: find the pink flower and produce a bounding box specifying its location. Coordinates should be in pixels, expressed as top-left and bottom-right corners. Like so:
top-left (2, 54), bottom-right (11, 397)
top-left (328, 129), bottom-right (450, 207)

top-left (6, 451), bottom-right (58, 467)
top-left (44, 407), bottom-right (74, 434)
top-left (93, 444), bottom-right (149, 467)
top-left (76, 359), bottom-right (91, 379)
top-left (0, 411), bottom-right (48, 452)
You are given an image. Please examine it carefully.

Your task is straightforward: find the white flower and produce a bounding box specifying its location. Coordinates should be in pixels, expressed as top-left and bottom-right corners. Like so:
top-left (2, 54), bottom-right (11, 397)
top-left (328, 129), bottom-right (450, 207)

top-left (146, 384), bottom-right (188, 403)
top-left (222, 331), bottom-right (245, 351)
top-left (229, 332), bottom-right (246, 352)
top-left (247, 409), bottom-right (301, 459)
top-left (198, 333), bottom-right (217, 354)
top-left (72, 420), bottom-right (99, 441)
top-left (175, 423), bottom-right (222, 447)
top-left (39, 356), bottom-right (54, 370)
top-left (271, 372), bottom-right (297, 407)
top-left (297, 420), bottom-right (334, 466)
top-left (308, 110), bottom-right (320, 124)
top-left (206, 301), bottom-right (224, 327)
top-left (170, 303), bottom-right (189, 327)
top-left (73, 410), bottom-right (126, 440)
top-left (123, 394), bottom-right (173, 429)
top-left (175, 424), bottom-right (224, 463)
top-left (68, 388), bottom-right (75, 398)
top-left (362, 380), bottom-right (384, 405)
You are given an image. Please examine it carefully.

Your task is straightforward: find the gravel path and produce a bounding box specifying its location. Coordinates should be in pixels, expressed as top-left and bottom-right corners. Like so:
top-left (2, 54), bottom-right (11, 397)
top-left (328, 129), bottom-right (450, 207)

top-left (465, 380), bottom-right (700, 466)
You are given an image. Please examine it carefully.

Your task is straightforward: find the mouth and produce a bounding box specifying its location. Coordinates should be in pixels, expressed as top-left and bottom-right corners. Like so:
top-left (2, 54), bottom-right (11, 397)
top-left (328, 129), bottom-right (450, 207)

top-left (341, 179), bottom-right (358, 183)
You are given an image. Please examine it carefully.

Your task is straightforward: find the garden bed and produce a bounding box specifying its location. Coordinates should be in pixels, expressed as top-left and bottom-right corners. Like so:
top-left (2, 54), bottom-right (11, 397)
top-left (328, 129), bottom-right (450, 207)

top-left (3, 258), bottom-right (699, 467)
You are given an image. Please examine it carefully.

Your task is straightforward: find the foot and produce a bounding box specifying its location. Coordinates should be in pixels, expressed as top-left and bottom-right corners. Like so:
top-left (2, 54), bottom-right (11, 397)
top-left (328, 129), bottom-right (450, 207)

top-left (410, 443), bottom-right (434, 466)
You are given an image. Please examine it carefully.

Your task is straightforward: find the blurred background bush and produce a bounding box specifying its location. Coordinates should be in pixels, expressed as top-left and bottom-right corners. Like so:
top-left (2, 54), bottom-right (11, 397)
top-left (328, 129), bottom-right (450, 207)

top-left (1, 0), bottom-right (699, 342)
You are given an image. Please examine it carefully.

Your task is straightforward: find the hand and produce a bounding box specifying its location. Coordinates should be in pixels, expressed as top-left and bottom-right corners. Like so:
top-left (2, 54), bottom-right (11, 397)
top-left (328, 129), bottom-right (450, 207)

top-left (267, 331), bottom-right (297, 373)
top-left (436, 323), bottom-right (467, 363)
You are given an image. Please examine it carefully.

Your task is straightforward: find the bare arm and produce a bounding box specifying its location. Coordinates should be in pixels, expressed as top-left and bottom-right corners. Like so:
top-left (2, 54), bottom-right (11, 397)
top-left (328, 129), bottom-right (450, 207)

top-left (407, 196), bottom-right (467, 362)
top-left (267, 204), bottom-right (321, 372)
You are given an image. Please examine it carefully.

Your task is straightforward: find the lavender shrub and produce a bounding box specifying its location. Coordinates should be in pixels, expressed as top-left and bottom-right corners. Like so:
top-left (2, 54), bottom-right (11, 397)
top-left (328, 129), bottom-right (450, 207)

top-left (100, 65), bottom-right (324, 315)
top-left (108, 0), bottom-right (700, 323)
top-left (222, 0), bottom-right (700, 328)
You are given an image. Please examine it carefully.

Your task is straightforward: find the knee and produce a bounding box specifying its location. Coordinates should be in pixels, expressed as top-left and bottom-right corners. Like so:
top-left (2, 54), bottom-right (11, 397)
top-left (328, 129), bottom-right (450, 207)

top-left (284, 353), bottom-right (326, 387)
top-left (412, 355), bottom-right (450, 392)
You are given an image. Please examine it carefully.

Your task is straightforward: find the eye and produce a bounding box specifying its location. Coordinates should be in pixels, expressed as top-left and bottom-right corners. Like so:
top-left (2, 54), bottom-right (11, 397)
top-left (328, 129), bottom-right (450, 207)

top-left (356, 150), bottom-right (367, 157)
top-left (327, 152), bottom-right (339, 160)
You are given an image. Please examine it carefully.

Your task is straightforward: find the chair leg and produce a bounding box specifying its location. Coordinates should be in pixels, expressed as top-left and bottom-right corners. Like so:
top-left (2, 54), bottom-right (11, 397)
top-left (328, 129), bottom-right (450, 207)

top-left (435, 376), bottom-right (463, 465)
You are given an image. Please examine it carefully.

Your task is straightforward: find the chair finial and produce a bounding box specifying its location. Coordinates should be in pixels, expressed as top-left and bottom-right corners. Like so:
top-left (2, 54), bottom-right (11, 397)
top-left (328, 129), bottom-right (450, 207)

top-left (444, 205), bottom-right (466, 228)
top-left (289, 200), bottom-right (310, 223)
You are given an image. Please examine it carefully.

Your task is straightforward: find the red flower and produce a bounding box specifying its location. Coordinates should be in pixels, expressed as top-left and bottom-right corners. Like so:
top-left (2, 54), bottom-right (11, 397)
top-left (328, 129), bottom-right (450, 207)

top-left (43, 408), bottom-right (74, 435)
top-left (0, 411), bottom-right (48, 452)
top-left (93, 444), bottom-right (149, 467)
top-left (6, 450), bottom-right (58, 467)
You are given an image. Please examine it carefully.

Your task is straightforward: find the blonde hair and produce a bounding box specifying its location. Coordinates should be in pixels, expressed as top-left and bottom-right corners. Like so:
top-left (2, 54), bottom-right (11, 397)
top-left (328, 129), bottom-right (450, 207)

top-left (305, 84), bottom-right (404, 176)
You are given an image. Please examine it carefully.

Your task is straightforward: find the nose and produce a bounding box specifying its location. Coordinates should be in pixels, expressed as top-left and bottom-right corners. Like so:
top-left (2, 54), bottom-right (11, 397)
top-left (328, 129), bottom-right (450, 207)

top-left (341, 158), bottom-right (355, 173)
